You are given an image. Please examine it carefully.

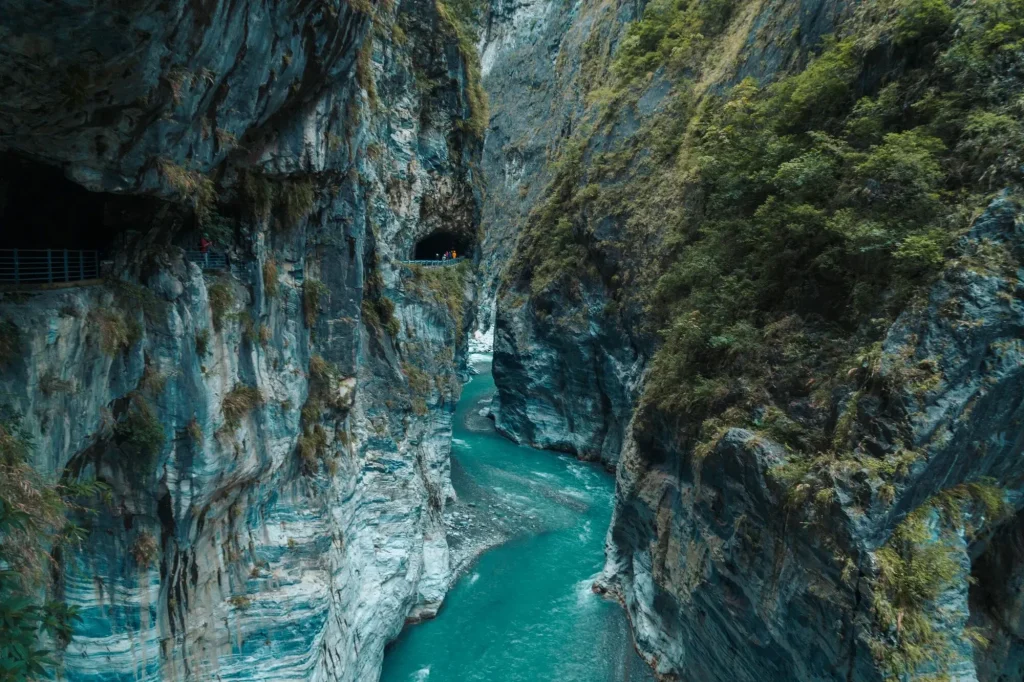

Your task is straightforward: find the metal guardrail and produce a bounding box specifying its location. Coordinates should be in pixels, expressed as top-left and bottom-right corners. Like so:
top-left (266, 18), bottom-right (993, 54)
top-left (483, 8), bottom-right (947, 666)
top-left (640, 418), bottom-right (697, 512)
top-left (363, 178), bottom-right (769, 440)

top-left (0, 249), bottom-right (100, 284)
top-left (184, 250), bottom-right (228, 271)
top-left (400, 257), bottom-right (467, 268)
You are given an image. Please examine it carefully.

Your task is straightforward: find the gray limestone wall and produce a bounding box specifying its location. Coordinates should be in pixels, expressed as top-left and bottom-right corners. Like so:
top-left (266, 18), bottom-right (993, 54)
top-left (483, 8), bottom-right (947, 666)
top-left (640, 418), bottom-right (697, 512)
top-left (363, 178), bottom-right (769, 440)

top-left (0, 0), bottom-right (481, 679)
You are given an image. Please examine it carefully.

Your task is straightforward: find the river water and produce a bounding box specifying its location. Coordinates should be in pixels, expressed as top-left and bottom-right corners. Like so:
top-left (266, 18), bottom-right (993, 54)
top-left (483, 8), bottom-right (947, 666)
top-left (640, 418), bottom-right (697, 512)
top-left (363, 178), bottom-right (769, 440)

top-left (380, 361), bottom-right (654, 682)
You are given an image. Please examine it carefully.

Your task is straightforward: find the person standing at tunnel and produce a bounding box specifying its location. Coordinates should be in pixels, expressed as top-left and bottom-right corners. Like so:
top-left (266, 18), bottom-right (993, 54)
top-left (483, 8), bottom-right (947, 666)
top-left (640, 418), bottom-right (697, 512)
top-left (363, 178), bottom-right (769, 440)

top-left (199, 233), bottom-right (212, 254)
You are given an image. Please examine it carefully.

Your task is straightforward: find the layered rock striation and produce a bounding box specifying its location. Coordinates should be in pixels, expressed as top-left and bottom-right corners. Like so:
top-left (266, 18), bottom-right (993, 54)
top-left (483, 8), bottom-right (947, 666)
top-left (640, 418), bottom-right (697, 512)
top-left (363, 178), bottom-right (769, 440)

top-left (0, 0), bottom-right (482, 679)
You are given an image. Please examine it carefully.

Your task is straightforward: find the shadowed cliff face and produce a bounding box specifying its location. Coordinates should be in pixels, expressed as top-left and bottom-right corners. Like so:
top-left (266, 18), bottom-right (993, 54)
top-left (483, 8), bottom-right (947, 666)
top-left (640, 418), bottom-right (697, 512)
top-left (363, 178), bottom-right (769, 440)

top-left (479, 0), bottom-right (652, 467)
top-left (0, 0), bottom-right (482, 679)
top-left (483, 0), bottom-right (1024, 676)
top-left (602, 196), bottom-right (1024, 682)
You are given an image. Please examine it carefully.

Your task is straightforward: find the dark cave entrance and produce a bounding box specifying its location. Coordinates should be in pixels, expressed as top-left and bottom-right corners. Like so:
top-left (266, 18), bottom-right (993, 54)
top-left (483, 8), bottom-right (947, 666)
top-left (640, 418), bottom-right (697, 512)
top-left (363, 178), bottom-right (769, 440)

top-left (412, 231), bottom-right (471, 260)
top-left (0, 154), bottom-right (164, 252)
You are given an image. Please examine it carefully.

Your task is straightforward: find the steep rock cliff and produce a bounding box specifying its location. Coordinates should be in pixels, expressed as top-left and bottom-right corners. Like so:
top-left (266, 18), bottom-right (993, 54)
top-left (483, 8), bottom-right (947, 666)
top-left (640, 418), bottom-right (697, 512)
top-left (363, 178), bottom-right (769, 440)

top-left (603, 195), bottom-right (1024, 681)
top-left (487, 0), bottom-right (1024, 677)
top-left (0, 0), bottom-right (482, 679)
top-left (480, 0), bottom-right (650, 466)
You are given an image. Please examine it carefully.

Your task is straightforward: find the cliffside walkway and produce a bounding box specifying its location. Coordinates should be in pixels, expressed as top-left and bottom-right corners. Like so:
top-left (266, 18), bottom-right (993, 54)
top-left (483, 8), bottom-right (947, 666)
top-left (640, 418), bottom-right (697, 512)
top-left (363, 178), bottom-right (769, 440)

top-left (185, 250), bottom-right (228, 271)
top-left (400, 257), bottom-right (467, 268)
top-left (0, 249), bottom-right (100, 284)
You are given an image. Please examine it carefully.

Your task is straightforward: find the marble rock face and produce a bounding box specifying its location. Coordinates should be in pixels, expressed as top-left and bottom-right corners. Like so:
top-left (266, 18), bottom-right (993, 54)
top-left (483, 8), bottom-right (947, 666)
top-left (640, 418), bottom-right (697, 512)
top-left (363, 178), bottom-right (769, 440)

top-left (0, 0), bottom-right (482, 679)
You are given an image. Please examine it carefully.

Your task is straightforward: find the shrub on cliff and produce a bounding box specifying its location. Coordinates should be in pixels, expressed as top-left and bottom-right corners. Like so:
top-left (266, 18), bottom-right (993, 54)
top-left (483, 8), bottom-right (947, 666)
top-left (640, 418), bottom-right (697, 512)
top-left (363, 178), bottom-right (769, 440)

top-left (869, 483), bottom-right (1007, 674)
top-left (613, 0), bottom-right (737, 82)
top-left (208, 281), bottom-right (233, 332)
top-left (435, 0), bottom-right (488, 138)
top-left (130, 530), bottom-right (159, 569)
top-left (517, 0), bottom-right (1024, 463)
top-left (297, 356), bottom-right (348, 473)
top-left (262, 259), bottom-right (279, 298)
top-left (90, 309), bottom-right (141, 356)
top-left (302, 279), bottom-right (328, 329)
top-left (195, 328), bottom-right (210, 357)
top-left (0, 319), bottom-right (19, 367)
top-left (361, 295), bottom-right (400, 337)
top-left (404, 260), bottom-right (470, 332)
top-left (221, 385), bottom-right (263, 432)
top-left (114, 393), bottom-right (165, 473)
top-left (1, 409), bottom-right (106, 679)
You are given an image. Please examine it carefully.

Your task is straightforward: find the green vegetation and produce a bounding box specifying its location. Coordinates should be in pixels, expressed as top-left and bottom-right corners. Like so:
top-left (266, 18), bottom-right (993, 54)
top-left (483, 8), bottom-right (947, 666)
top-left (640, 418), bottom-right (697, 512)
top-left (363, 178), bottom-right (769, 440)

top-left (130, 531), bottom-right (159, 569)
top-left (356, 36), bottom-right (378, 109)
top-left (208, 281), bottom-right (234, 332)
top-left (195, 328), bottom-right (211, 357)
top-left (237, 310), bottom-right (257, 344)
top-left (114, 393), bottom-right (165, 474)
top-left (297, 355), bottom-right (349, 472)
top-left (262, 259), bottom-right (279, 298)
top-left (362, 295), bottom-right (401, 337)
top-left (138, 363), bottom-right (167, 396)
top-left (239, 172), bottom-right (316, 229)
top-left (90, 309), bottom-right (141, 356)
top-left (869, 482), bottom-right (1007, 676)
top-left (108, 281), bottom-right (166, 326)
top-left (612, 0), bottom-right (737, 83)
top-left (303, 279), bottom-right (329, 329)
top-left (0, 319), bottom-right (19, 367)
top-left (186, 416), bottom-right (204, 445)
top-left (361, 257), bottom-right (402, 338)
top-left (280, 180), bottom-right (315, 229)
top-left (39, 374), bottom-right (75, 396)
top-left (403, 260), bottom-right (471, 332)
top-left (0, 409), bottom-right (105, 681)
top-left (435, 0), bottom-right (488, 138)
top-left (160, 159), bottom-right (216, 226)
top-left (518, 0), bottom-right (1024, 470)
top-left (221, 385), bottom-right (263, 432)
top-left (402, 361), bottom-right (432, 416)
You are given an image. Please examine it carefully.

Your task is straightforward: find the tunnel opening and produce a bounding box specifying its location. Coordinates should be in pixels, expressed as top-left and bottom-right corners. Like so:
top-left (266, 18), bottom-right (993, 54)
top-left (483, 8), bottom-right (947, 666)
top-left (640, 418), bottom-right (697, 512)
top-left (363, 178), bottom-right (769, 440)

top-left (0, 154), bottom-right (168, 252)
top-left (412, 231), bottom-right (471, 260)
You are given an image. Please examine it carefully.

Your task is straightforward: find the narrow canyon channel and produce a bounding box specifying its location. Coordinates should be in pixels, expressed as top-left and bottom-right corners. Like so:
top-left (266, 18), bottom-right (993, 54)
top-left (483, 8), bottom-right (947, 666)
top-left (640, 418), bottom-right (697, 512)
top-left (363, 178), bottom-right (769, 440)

top-left (380, 359), bottom-right (655, 682)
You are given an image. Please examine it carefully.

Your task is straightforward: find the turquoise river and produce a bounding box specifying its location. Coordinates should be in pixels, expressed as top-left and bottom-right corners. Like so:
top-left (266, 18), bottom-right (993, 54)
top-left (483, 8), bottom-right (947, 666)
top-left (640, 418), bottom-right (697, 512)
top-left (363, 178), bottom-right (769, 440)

top-left (380, 361), bottom-right (655, 682)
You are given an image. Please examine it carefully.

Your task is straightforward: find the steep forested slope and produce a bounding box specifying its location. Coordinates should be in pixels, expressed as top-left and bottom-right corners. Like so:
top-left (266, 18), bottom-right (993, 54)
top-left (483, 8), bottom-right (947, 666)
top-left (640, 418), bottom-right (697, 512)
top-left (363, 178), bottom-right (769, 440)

top-left (489, 0), bottom-right (1024, 678)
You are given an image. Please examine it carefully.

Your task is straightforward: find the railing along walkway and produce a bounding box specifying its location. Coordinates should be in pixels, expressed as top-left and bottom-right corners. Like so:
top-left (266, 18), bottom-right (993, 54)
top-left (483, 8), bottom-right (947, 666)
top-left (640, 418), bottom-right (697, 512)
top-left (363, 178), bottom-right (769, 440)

top-left (400, 257), bottom-right (467, 268)
top-left (0, 249), bottom-right (100, 284)
top-left (184, 250), bottom-right (228, 271)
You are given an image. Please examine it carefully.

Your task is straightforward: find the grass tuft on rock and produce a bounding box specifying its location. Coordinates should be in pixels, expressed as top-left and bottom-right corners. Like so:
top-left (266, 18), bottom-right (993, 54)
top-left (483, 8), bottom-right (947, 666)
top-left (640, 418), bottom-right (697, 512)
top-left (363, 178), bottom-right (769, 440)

top-left (262, 259), bottom-right (279, 298)
top-left (208, 281), bottom-right (234, 332)
top-left (130, 531), bottom-right (159, 569)
top-left (221, 385), bottom-right (263, 431)
top-left (303, 279), bottom-right (328, 329)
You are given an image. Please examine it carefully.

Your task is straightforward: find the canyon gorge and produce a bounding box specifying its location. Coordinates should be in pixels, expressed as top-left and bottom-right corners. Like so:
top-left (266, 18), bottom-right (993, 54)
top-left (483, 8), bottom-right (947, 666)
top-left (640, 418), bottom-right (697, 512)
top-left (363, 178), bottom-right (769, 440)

top-left (1, 0), bottom-right (1023, 679)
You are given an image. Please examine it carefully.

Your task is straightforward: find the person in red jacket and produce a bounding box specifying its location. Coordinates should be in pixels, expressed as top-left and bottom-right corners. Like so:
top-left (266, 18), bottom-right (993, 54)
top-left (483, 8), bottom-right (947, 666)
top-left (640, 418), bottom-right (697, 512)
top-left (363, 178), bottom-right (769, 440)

top-left (199, 234), bottom-right (212, 253)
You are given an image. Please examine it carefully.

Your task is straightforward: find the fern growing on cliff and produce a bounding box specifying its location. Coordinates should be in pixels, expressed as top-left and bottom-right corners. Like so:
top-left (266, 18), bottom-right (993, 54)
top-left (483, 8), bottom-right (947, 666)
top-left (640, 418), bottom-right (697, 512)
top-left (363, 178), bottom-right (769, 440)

top-left (0, 410), bottom-right (106, 680)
